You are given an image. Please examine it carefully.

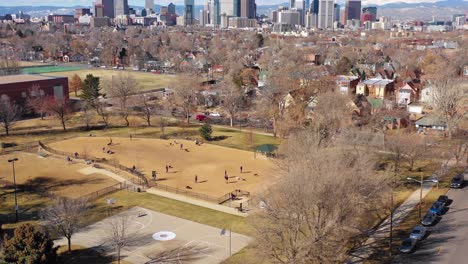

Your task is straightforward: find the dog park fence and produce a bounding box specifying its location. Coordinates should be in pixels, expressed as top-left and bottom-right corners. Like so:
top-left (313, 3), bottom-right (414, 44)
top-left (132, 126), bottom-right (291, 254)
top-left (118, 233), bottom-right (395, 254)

top-left (38, 141), bottom-right (148, 187)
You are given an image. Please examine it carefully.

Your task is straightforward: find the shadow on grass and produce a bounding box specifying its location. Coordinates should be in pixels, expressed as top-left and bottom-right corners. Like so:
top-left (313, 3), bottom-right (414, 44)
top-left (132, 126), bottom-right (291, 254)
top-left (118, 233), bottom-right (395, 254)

top-left (19, 176), bottom-right (109, 195)
top-left (210, 135), bottom-right (229, 141)
top-left (58, 247), bottom-right (114, 264)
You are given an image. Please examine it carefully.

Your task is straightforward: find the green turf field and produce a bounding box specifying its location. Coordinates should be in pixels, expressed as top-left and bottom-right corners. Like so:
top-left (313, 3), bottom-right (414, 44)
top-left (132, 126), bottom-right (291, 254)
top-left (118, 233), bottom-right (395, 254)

top-left (22, 66), bottom-right (84, 74)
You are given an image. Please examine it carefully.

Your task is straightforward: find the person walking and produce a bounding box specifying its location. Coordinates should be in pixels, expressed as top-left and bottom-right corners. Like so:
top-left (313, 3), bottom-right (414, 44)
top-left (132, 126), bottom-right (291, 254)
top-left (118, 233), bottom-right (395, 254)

top-left (240, 166), bottom-right (243, 173)
top-left (224, 170), bottom-right (229, 183)
top-left (195, 175), bottom-right (198, 183)
top-left (152, 171), bottom-right (157, 181)
top-left (166, 165), bottom-right (169, 173)
top-left (180, 144), bottom-right (183, 150)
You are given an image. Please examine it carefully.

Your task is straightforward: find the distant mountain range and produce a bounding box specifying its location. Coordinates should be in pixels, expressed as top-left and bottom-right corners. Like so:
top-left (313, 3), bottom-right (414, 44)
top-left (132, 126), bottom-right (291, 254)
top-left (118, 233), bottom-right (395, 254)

top-left (0, 0), bottom-right (467, 21)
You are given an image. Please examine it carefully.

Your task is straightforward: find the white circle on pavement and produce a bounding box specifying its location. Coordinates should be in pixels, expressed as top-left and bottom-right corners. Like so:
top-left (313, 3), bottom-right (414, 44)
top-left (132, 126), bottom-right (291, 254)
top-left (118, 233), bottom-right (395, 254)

top-left (152, 231), bottom-right (176, 241)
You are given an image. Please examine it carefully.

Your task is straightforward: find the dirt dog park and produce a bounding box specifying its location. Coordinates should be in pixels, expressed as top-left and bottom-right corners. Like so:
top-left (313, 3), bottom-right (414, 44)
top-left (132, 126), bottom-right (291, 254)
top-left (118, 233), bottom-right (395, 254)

top-left (0, 152), bottom-right (118, 199)
top-left (48, 137), bottom-right (275, 198)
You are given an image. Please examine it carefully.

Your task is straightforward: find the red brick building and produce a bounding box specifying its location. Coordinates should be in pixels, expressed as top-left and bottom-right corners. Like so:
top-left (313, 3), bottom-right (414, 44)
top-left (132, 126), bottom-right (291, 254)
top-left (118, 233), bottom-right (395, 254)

top-left (0, 74), bottom-right (69, 105)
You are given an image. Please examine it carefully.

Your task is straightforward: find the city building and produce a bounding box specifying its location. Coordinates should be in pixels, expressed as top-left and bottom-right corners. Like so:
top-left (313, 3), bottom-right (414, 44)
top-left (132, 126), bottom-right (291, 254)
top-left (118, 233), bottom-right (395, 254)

top-left (362, 6), bottom-right (377, 22)
top-left (229, 17), bottom-right (257, 28)
top-left (318, 0), bottom-right (334, 29)
top-left (345, 0), bottom-right (361, 22)
top-left (168, 3), bottom-right (176, 14)
top-left (90, 16), bottom-right (111, 27)
top-left (220, 0), bottom-right (240, 17)
top-left (333, 4), bottom-right (340, 23)
top-left (94, 0), bottom-right (114, 18)
top-left (211, 0), bottom-right (221, 25)
top-left (0, 75), bottom-right (69, 104)
top-left (114, 0), bottom-right (129, 16)
top-left (185, 0), bottom-right (195, 25)
top-left (240, 0), bottom-right (256, 19)
top-left (74, 8), bottom-right (91, 19)
top-left (48, 14), bottom-right (75, 23)
top-left (145, 0), bottom-right (154, 10)
top-left (278, 10), bottom-right (300, 26)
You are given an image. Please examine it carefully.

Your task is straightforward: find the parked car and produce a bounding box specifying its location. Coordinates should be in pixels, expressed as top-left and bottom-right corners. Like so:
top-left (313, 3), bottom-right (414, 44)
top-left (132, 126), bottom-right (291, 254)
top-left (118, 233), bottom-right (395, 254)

top-left (409, 226), bottom-right (427, 240)
top-left (437, 195), bottom-right (449, 205)
top-left (399, 238), bottom-right (418, 253)
top-left (421, 212), bottom-right (438, 226)
top-left (209, 112), bottom-right (221, 117)
top-left (450, 174), bottom-right (465, 188)
top-left (429, 201), bottom-right (445, 215)
top-left (196, 114), bottom-right (207, 122)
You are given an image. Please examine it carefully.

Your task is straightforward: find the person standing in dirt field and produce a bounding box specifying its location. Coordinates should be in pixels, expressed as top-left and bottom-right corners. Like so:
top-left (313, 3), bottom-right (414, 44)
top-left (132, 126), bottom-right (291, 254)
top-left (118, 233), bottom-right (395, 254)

top-left (195, 175), bottom-right (198, 183)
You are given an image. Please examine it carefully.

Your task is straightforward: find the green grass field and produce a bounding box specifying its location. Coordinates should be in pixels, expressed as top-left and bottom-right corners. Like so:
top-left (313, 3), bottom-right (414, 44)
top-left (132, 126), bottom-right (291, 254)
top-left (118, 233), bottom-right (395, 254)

top-left (45, 69), bottom-right (175, 91)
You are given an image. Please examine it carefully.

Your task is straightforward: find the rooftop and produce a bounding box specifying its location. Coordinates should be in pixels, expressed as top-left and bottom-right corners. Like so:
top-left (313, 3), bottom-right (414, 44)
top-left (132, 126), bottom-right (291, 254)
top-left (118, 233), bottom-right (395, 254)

top-left (361, 78), bottom-right (394, 86)
top-left (0, 74), bottom-right (57, 85)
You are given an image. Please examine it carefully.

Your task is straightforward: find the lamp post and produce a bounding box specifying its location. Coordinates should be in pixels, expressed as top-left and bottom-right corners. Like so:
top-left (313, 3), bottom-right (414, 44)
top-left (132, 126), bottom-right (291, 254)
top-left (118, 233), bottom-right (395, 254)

top-left (8, 158), bottom-right (19, 222)
top-left (407, 174), bottom-right (438, 219)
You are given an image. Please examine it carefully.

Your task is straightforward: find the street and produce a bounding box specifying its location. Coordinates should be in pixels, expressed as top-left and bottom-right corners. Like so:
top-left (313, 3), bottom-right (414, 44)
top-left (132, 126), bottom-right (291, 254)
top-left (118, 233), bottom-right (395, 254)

top-left (395, 181), bottom-right (468, 263)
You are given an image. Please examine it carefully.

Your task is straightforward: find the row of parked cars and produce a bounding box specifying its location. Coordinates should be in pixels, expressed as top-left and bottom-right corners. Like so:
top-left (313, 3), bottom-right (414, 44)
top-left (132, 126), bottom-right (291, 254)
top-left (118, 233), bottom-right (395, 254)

top-left (399, 195), bottom-right (451, 253)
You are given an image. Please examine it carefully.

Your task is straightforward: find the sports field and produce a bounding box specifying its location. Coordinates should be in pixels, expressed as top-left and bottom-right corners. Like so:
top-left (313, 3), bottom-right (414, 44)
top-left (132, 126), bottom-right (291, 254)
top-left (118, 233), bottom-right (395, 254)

top-left (22, 65), bottom-right (84, 74)
top-left (54, 206), bottom-right (251, 264)
top-left (46, 69), bottom-right (175, 91)
top-left (0, 152), bottom-right (118, 198)
top-left (48, 137), bottom-right (275, 198)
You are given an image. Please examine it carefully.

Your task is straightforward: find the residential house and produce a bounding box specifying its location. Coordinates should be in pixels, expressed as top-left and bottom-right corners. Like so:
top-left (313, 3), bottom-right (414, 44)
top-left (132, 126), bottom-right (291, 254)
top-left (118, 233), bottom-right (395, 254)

top-left (415, 115), bottom-right (446, 131)
top-left (396, 82), bottom-right (420, 107)
top-left (336, 75), bottom-right (360, 95)
top-left (356, 78), bottom-right (395, 100)
top-left (420, 85), bottom-right (434, 105)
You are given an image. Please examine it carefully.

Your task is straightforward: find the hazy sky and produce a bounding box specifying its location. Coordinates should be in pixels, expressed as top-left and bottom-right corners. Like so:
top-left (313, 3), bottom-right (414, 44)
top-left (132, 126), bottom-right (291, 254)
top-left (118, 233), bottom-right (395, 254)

top-left (0, 0), bottom-right (445, 7)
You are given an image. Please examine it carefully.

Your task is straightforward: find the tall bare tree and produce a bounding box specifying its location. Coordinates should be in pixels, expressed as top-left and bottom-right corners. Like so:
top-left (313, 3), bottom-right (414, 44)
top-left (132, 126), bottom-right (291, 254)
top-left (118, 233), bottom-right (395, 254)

top-left (44, 98), bottom-right (72, 131)
top-left (220, 80), bottom-right (244, 127)
top-left (250, 129), bottom-right (389, 263)
top-left (0, 100), bottom-right (21, 135)
top-left (26, 84), bottom-right (47, 120)
top-left (171, 74), bottom-right (199, 124)
top-left (135, 94), bottom-right (155, 127)
top-left (107, 216), bottom-right (131, 264)
top-left (107, 74), bottom-right (138, 127)
top-left (41, 197), bottom-right (88, 253)
top-left (0, 56), bottom-right (20, 76)
top-left (431, 75), bottom-right (466, 139)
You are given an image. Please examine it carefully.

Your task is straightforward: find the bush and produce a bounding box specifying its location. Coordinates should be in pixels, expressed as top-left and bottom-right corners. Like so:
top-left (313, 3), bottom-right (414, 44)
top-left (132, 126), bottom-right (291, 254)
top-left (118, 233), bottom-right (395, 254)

top-left (199, 124), bottom-right (213, 141)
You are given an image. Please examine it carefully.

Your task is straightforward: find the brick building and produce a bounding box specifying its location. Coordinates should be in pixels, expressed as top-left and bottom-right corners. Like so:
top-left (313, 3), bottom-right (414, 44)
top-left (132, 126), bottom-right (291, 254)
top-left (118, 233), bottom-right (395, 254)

top-left (0, 74), bottom-right (69, 105)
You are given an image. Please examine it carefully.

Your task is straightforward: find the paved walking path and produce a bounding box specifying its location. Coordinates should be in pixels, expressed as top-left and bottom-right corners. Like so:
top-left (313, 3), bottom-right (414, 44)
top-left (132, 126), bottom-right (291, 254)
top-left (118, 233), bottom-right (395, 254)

top-left (147, 188), bottom-right (248, 217)
top-left (348, 164), bottom-right (452, 263)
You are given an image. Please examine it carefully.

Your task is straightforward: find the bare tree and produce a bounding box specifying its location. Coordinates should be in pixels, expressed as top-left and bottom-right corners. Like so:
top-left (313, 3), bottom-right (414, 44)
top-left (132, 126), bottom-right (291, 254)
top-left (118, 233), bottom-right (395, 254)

top-left (44, 98), bottom-right (72, 131)
top-left (136, 94), bottom-right (156, 127)
top-left (0, 100), bottom-right (21, 135)
top-left (0, 56), bottom-right (20, 76)
top-left (80, 101), bottom-right (94, 130)
top-left (26, 85), bottom-right (47, 120)
top-left (41, 197), bottom-right (88, 253)
top-left (431, 75), bottom-right (466, 139)
top-left (107, 216), bottom-right (131, 264)
top-left (250, 129), bottom-right (389, 263)
top-left (220, 80), bottom-right (244, 127)
top-left (171, 74), bottom-right (200, 124)
top-left (107, 74), bottom-right (138, 127)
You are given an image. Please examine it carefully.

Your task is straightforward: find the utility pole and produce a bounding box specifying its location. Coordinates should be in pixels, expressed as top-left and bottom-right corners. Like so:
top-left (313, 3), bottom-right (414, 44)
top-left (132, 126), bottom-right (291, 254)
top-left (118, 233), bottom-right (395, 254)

top-left (8, 158), bottom-right (19, 223)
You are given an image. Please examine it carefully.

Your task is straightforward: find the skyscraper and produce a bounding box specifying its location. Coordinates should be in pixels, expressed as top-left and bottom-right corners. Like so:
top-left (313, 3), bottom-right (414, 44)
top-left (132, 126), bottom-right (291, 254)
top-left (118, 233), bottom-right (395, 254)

top-left (114, 0), bottom-right (129, 16)
top-left (185, 0), bottom-right (195, 25)
top-left (240, 0), bottom-right (256, 19)
top-left (311, 0), bottom-right (319, 14)
top-left (317, 0), bottom-right (333, 29)
top-left (345, 0), bottom-right (361, 21)
top-left (145, 0), bottom-right (154, 11)
top-left (211, 0), bottom-right (221, 25)
top-left (168, 3), bottom-right (176, 14)
top-left (290, 0), bottom-right (295, 9)
top-left (94, 0), bottom-right (114, 18)
top-left (333, 3), bottom-right (340, 22)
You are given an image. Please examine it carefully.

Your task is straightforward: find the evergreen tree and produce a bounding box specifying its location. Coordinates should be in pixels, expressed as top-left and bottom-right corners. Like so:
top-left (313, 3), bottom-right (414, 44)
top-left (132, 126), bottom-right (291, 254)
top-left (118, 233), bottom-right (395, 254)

top-left (199, 124), bottom-right (212, 141)
top-left (2, 223), bottom-right (57, 264)
top-left (80, 74), bottom-right (104, 106)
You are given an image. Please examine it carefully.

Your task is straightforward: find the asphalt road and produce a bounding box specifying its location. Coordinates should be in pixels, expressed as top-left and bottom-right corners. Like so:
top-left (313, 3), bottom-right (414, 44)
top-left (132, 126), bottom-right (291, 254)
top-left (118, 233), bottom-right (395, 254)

top-left (395, 178), bottom-right (468, 263)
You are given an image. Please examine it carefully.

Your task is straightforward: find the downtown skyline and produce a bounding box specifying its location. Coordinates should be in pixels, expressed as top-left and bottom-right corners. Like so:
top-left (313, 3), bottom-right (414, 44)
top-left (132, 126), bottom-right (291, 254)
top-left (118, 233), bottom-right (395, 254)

top-left (0, 0), bottom-right (447, 7)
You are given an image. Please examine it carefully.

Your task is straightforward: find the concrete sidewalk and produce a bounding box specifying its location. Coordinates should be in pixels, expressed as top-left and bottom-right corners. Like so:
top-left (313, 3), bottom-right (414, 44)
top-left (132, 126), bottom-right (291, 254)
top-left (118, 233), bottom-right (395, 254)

top-left (348, 165), bottom-right (451, 263)
top-left (147, 188), bottom-right (248, 217)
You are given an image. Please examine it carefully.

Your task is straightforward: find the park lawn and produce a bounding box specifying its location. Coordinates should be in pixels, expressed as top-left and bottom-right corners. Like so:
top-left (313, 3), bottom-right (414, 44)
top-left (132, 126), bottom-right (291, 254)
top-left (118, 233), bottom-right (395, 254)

top-left (86, 190), bottom-right (252, 236)
top-left (46, 69), bottom-right (175, 91)
top-left (0, 188), bottom-right (50, 232)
